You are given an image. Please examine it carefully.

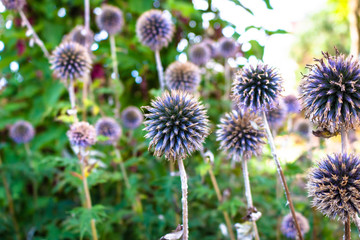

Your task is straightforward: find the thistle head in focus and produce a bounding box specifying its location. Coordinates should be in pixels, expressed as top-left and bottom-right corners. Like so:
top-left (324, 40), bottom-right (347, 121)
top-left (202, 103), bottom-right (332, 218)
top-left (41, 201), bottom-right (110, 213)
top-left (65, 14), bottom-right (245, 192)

top-left (281, 212), bottom-right (309, 239)
top-left (136, 9), bottom-right (174, 51)
top-left (121, 106), bottom-right (144, 130)
top-left (189, 43), bottom-right (211, 66)
top-left (64, 25), bottom-right (94, 49)
top-left (165, 61), bottom-right (201, 92)
top-left (284, 94), bottom-right (300, 114)
top-left (96, 4), bottom-right (124, 35)
top-left (216, 110), bottom-right (265, 160)
top-left (265, 100), bottom-right (287, 130)
top-left (143, 90), bottom-right (210, 161)
top-left (50, 41), bottom-right (92, 80)
top-left (95, 117), bottom-right (122, 145)
top-left (308, 153), bottom-right (360, 222)
top-left (9, 120), bottom-right (35, 144)
top-left (232, 63), bottom-right (283, 113)
top-left (67, 121), bottom-right (96, 147)
top-left (300, 49), bottom-right (360, 133)
top-left (218, 37), bottom-right (238, 58)
top-left (1, 0), bottom-right (25, 10)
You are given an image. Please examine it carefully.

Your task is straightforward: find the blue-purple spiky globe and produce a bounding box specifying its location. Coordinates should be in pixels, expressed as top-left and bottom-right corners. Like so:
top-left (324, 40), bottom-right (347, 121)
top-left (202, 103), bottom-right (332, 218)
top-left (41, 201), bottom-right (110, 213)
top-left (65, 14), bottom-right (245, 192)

top-left (96, 4), bottom-right (124, 35)
top-left (64, 25), bottom-right (94, 49)
top-left (165, 61), bottom-right (201, 92)
top-left (95, 117), bottom-right (122, 144)
top-left (143, 90), bottom-right (210, 161)
top-left (218, 37), bottom-right (238, 58)
top-left (189, 43), bottom-right (211, 66)
top-left (67, 121), bottom-right (96, 147)
top-left (300, 50), bottom-right (360, 133)
top-left (9, 120), bottom-right (35, 144)
top-left (281, 212), bottom-right (309, 239)
top-left (121, 106), bottom-right (143, 130)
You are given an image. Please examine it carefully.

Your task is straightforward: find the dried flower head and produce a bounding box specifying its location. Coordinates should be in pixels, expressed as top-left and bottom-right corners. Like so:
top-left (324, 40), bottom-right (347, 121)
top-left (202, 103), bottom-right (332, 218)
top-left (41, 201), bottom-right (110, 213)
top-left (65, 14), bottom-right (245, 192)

top-left (50, 41), bottom-right (92, 80)
top-left (136, 9), bottom-right (174, 51)
top-left (265, 101), bottom-right (287, 130)
top-left (308, 153), bottom-right (360, 222)
top-left (300, 50), bottom-right (360, 133)
top-left (218, 37), bottom-right (238, 58)
top-left (1, 0), bottom-right (25, 10)
top-left (95, 117), bottom-right (121, 144)
top-left (232, 63), bottom-right (283, 113)
top-left (284, 94), bottom-right (300, 114)
top-left (202, 38), bottom-right (218, 58)
top-left (96, 4), bottom-right (124, 35)
top-left (121, 106), bottom-right (144, 130)
top-left (281, 212), bottom-right (309, 239)
top-left (216, 110), bottom-right (265, 160)
top-left (165, 61), bottom-right (201, 92)
top-left (9, 120), bottom-right (35, 144)
top-left (189, 43), bottom-right (211, 66)
top-left (64, 25), bottom-right (94, 48)
top-left (67, 121), bottom-right (96, 147)
top-left (294, 119), bottom-right (311, 139)
top-left (143, 90), bottom-right (210, 160)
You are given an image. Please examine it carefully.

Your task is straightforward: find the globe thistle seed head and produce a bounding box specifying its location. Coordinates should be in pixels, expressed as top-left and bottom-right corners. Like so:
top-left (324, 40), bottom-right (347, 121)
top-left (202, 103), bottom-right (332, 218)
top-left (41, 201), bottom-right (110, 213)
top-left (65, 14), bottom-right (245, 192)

top-left (67, 121), bottom-right (96, 147)
top-left (300, 50), bottom-right (360, 133)
top-left (284, 94), bottom-right (301, 114)
top-left (232, 63), bottom-right (283, 113)
top-left (218, 37), bottom-right (238, 58)
top-left (281, 212), bottom-right (310, 239)
top-left (165, 61), bottom-right (201, 92)
top-left (96, 4), bottom-right (124, 35)
top-left (121, 106), bottom-right (144, 130)
top-left (265, 101), bottom-right (287, 130)
top-left (294, 119), bottom-right (311, 139)
top-left (64, 25), bottom-right (94, 48)
top-left (95, 117), bottom-right (122, 144)
top-left (9, 120), bottom-right (35, 144)
top-left (308, 153), bottom-right (360, 222)
top-left (136, 9), bottom-right (174, 51)
top-left (189, 43), bottom-right (211, 66)
top-left (202, 38), bottom-right (218, 58)
top-left (143, 90), bottom-right (210, 161)
top-left (1, 0), bottom-right (25, 10)
top-left (50, 41), bottom-right (92, 80)
top-left (216, 110), bottom-right (266, 160)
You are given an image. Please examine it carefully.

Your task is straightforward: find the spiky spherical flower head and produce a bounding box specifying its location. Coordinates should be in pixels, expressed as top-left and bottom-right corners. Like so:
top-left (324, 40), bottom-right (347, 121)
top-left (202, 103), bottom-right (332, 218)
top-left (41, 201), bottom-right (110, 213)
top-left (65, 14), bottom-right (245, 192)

top-left (281, 212), bottom-right (309, 239)
top-left (189, 43), bottom-right (211, 66)
top-left (136, 9), bottom-right (174, 51)
top-left (232, 63), bottom-right (283, 113)
top-left (165, 61), bottom-right (201, 92)
top-left (143, 90), bottom-right (210, 161)
top-left (9, 120), bottom-right (35, 144)
top-left (96, 4), bottom-right (124, 35)
top-left (1, 0), bottom-right (25, 10)
top-left (202, 38), bottom-right (218, 58)
top-left (216, 110), bottom-right (265, 160)
top-left (308, 153), bottom-right (360, 222)
top-left (67, 121), bottom-right (96, 147)
top-left (266, 101), bottom-right (287, 130)
top-left (64, 25), bottom-right (94, 48)
top-left (218, 37), bottom-right (238, 58)
top-left (284, 94), bottom-right (300, 114)
top-left (50, 41), bottom-right (92, 80)
top-left (95, 117), bottom-right (121, 145)
top-left (121, 106), bottom-right (143, 130)
top-left (300, 50), bottom-right (360, 133)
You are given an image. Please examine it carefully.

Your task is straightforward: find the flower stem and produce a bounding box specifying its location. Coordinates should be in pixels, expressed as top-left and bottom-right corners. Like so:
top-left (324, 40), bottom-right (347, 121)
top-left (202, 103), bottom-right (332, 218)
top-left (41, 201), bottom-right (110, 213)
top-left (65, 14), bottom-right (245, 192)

top-left (109, 34), bottom-right (123, 118)
top-left (341, 128), bottom-right (351, 240)
top-left (345, 214), bottom-right (352, 240)
top-left (84, 0), bottom-right (90, 32)
top-left (154, 50), bottom-right (165, 90)
top-left (68, 79), bottom-right (79, 122)
top-left (261, 111), bottom-right (303, 240)
top-left (114, 146), bottom-right (130, 189)
top-left (178, 158), bottom-right (188, 240)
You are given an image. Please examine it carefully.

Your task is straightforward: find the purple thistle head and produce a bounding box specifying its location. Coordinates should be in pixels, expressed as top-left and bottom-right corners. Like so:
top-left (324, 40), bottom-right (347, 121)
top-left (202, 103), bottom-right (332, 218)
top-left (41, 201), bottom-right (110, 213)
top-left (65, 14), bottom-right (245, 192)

top-left (284, 94), bottom-right (301, 114)
top-left (95, 117), bottom-right (122, 144)
top-left (218, 37), bottom-right (238, 58)
top-left (232, 63), bottom-right (283, 113)
top-left (202, 38), bottom-right (218, 58)
top-left (143, 90), bottom-right (210, 161)
top-left (1, 0), bottom-right (25, 10)
top-left (96, 4), bottom-right (124, 35)
top-left (165, 61), bottom-right (201, 92)
top-left (281, 212), bottom-right (309, 239)
top-left (64, 25), bottom-right (94, 49)
top-left (308, 153), bottom-right (360, 222)
top-left (189, 43), bottom-right (211, 66)
top-left (121, 106), bottom-right (143, 130)
top-left (300, 50), bottom-right (360, 133)
top-left (67, 121), bottom-right (96, 147)
top-left (265, 100), bottom-right (287, 130)
top-left (9, 120), bottom-right (35, 144)
top-left (216, 110), bottom-right (265, 160)
top-left (136, 9), bottom-right (174, 51)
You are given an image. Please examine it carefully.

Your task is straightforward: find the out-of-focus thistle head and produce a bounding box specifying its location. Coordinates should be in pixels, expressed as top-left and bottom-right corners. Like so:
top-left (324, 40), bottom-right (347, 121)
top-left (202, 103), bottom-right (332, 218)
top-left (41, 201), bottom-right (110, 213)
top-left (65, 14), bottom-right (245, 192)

top-left (64, 25), bottom-right (94, 49)
top-left (189, 43), bottom-right (211, 66)
top-left (294, 119), bottom-right (311, 139)
top-left (218, 37), bottom-right (238, 58)
top-left (121, 106), bottom-right (144, 130)
top-left (9, 120), bottom-right (35, 144)
top-left (300, 50), bottom-right (360, 133)
top-left (67, 121), bottom-right (96, 147)
top-left (1, 0), bottom-right (25, 10)
top-left (216, 110), bottom-right (265, 160)
top-left (308, 153), bottom-right (360, 222)
top-left (136, 9), bottom-right (174, 51)
top-left (96, 4), bottom-right (124, 35)
top-left (232, 63), bottom-right (283, 113)
top-left (265, 100), bottom-right (287, 130)
top-left (284, 94), bottom-right (300, 114)
top-left (143, 90), bottom-right (210, 161)
top-left (202, 38), bottom-right (218, 58)
top-left (50, 41), bottom-right (92, 80)
top-left (165, 61), bottom-right (201, 92)
top-left (281, 212), bottom-right (309, 239)
top-left (95, 117), bottom-right (122, 144)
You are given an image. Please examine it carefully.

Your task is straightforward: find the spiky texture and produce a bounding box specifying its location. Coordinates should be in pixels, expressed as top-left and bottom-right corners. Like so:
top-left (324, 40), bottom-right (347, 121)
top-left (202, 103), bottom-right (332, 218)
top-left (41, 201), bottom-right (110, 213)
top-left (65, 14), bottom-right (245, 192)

top-left (50, 41), bottom-right (92, 80)
top-left (284, 94), bottom-right (300, 114)
top-left (265, 101), bottom-right (287, 130)
top-left (300, 50), bottom-right (360, 133)
top-left (232, 63), bottom-right (283, 113)
top-left (216, 110), bottom-right (265, 160)
top-left (9, 120), bottom-right (35, 144)
top-left (295, 119), bottom-right (311, 139)
top-left (143, 90), bottom-right (210, 161)
top-left (95, 117), bottom-right (122, 145)
top-left (189, 43), bottom-right (211, 66)
top-left (281, 212), bottom-right (309, 239)
top-left (67, 121), bottom-right (96, 147)
top-left (64, 25), bottom-right (94, 48)
top-left (96, 4), bottom-right (124, 35)
top-left (165, 61), bottom-right (201, 92)
top-left (308, 153), bottom-right (360, 222)
top-left (218, 37), bottom-right (238, 58)
top-left (121, 106), bottom-right (144, 130)
top-left (1, 0), bottom-right (25, 10)
top-left (202, 38), bottom-right (218, 58)
top-left (136, 9), bottom-right (174, 51)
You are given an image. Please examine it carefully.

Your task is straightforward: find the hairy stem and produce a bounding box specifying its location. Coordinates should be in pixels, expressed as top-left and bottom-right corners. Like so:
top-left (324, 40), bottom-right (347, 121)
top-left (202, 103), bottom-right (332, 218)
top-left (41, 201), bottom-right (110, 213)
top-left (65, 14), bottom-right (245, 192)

top-left (341, 129), bottom-right (351, 240)
top-left (109, 34), bottom-right (123, 118)
top-left (84, 0), bottom-right (90, 32)
top-left (154, 50), bottom-right (165, 90)
top-left (178, 159), bottom-right (188, 240)
top-left (68, 79), bottom-right (79, 122)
